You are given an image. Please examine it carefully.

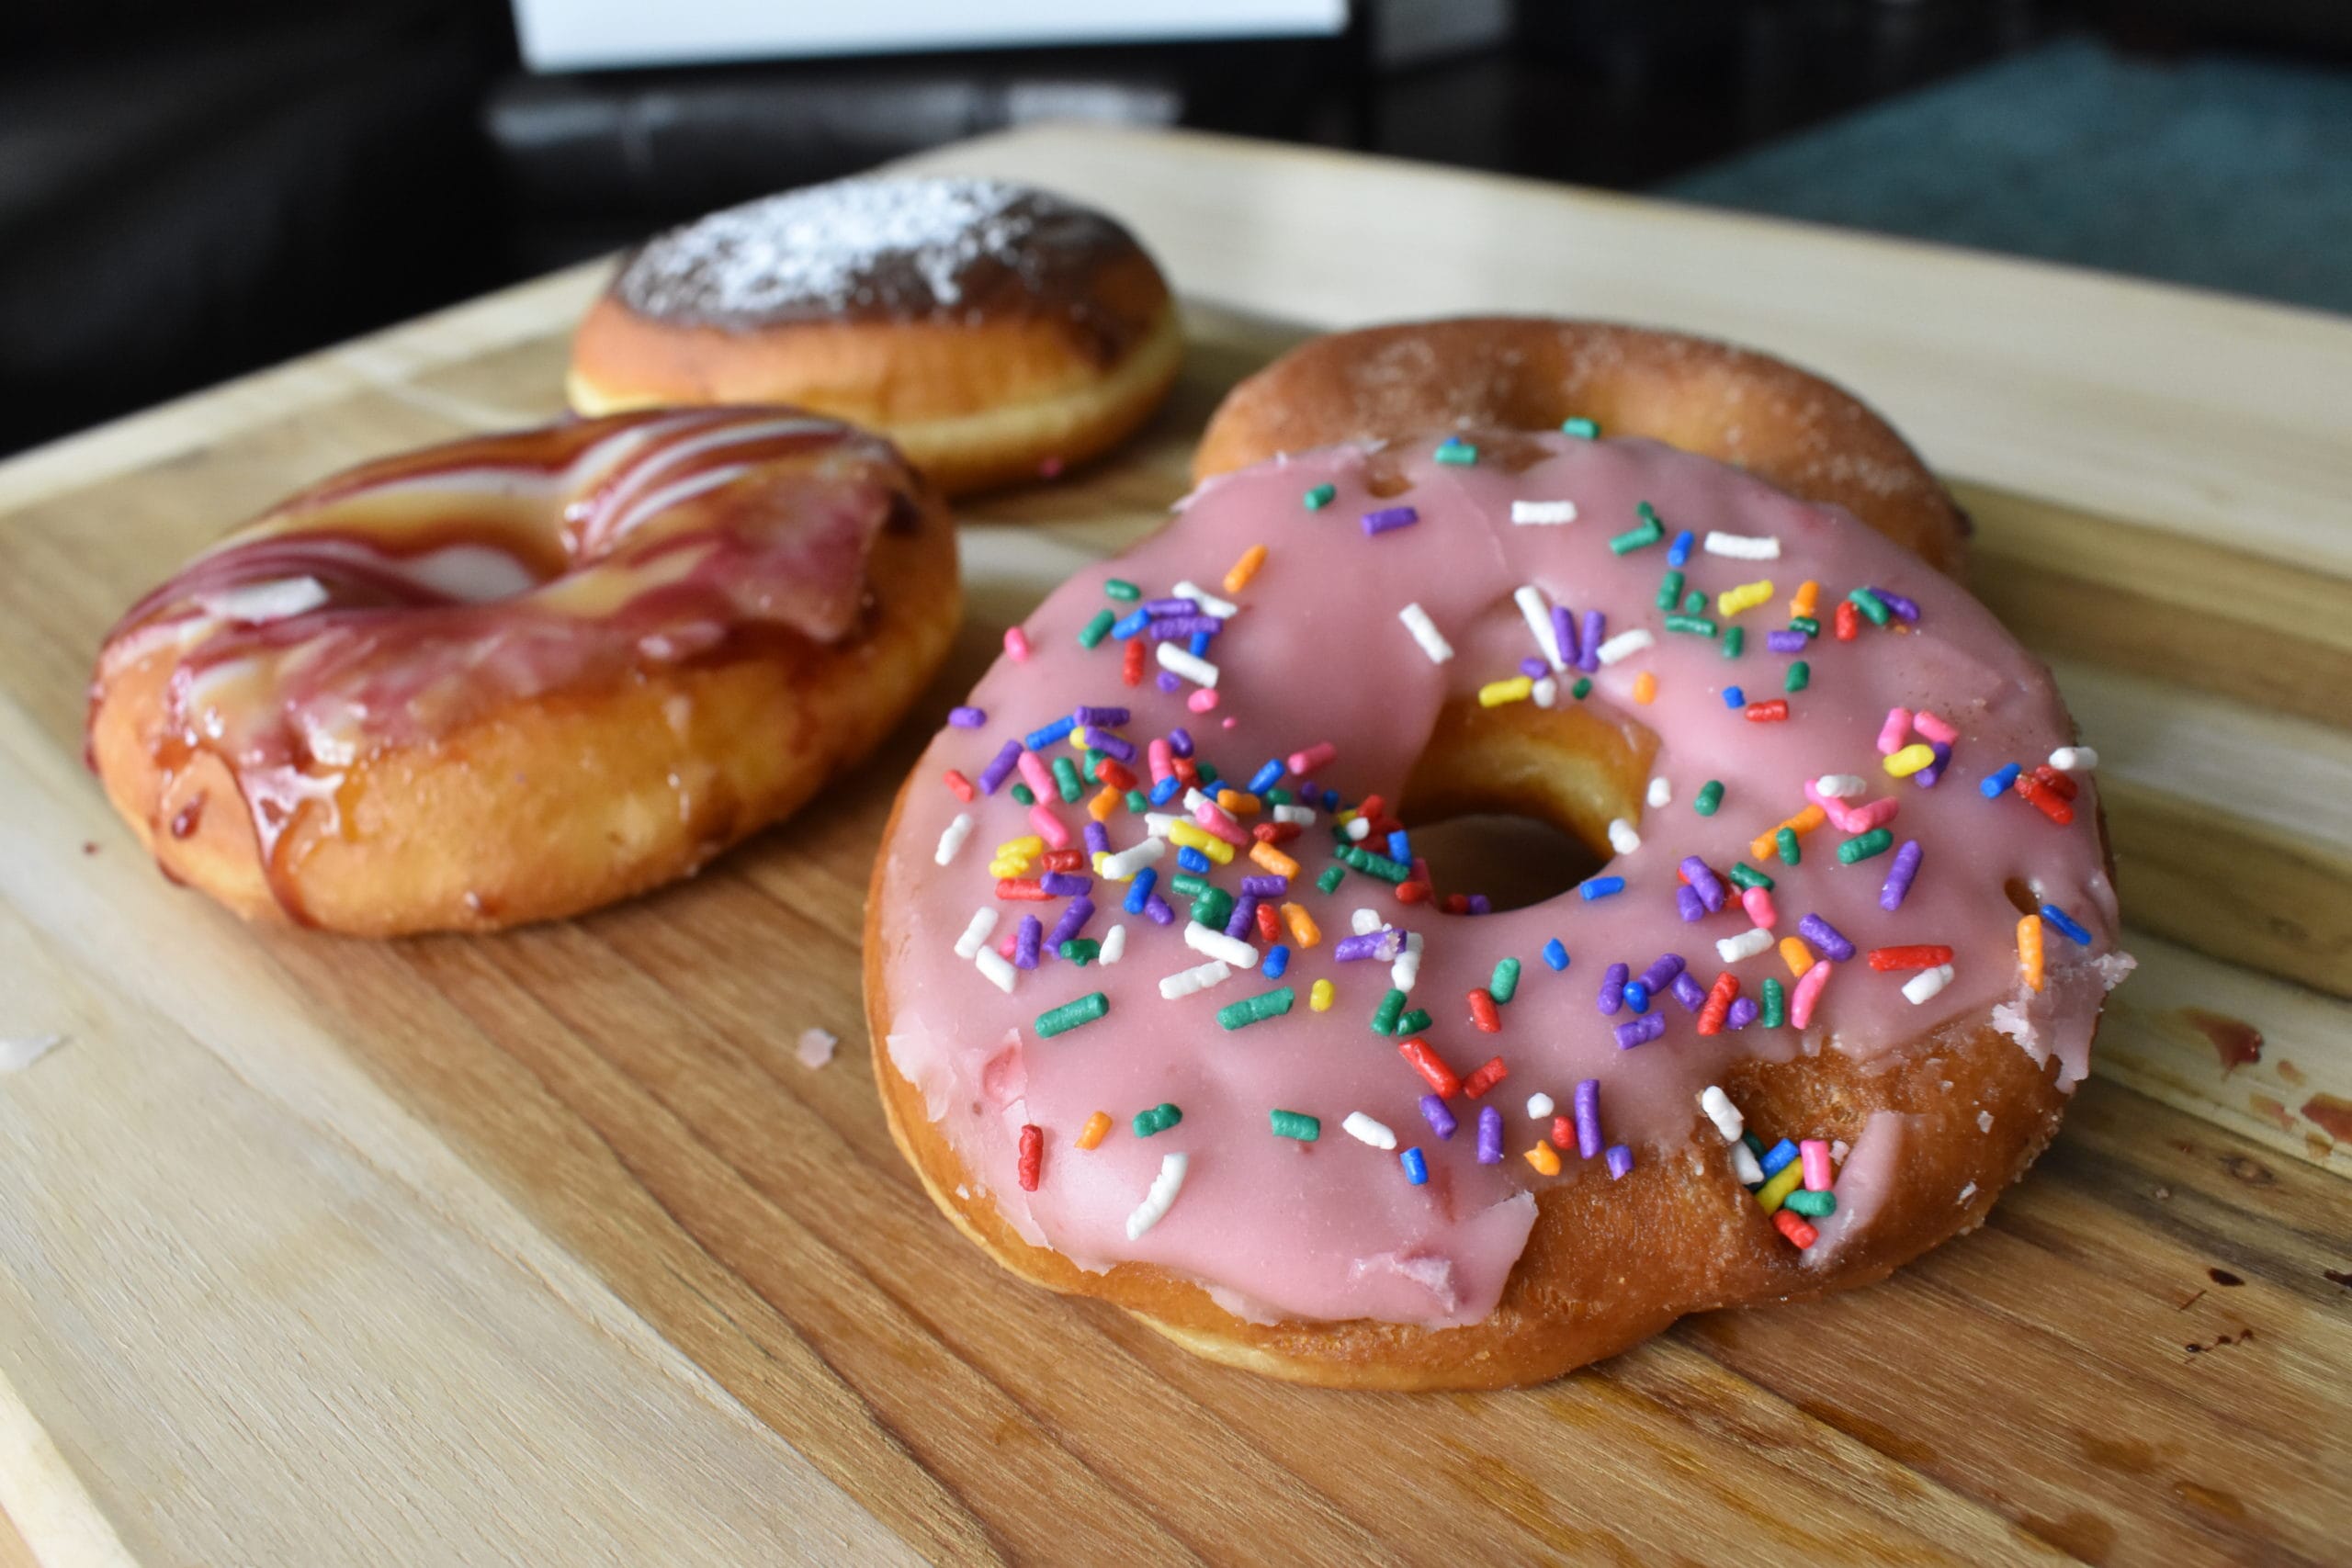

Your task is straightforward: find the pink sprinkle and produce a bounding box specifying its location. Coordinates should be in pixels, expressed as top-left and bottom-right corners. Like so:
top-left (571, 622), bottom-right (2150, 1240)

top-left (1004, 626), bottom-right (1032, 662)
top-left (1222, 716), bottom-right (1238, 728)
top-left (1805, 779), bottom-right (1869, 833)
top-left (1192, 800), bottom-right (1253, 847)
top-left (1288, 741), bottom-right (1338, 776)
top-left (1016, 749), bottom-right (1055, 797)
top-left (1849, 796), bottom-right (1901, 831)
top-left (1799, 1138), bottom-right (1834, 1191)
top-left (1791, 960), bottom-right (1834, 1029)
top-left (1913, 709), bottom-right (1958, 745)
top-left (1148, 737), bottom-right (1174, 784)
top-left (1187, 687), bottom-right (1220, 714)
top-left (1876, 707), bottom-right (1912, 756)
top-left (1741, 886), bottom-right (1778, 929)
top-left (1029, 804), bottom-right (1072, 849)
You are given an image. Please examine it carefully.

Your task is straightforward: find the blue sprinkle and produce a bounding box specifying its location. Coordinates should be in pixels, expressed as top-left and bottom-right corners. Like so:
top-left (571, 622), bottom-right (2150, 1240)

top-left (1400, 1147), bottom-right (1430, 1185)
top-left (1580, 876), bottom-right (1626, 901)
top-left (1760, 1138), bottom-right (1799, 1176)
top-left (1622, 981), bottom-right (1649, 1014)
top-left (1263, 943), bottom-right (1291, 978)
top-left (1110, 609), bottom-right (1151, 640)
top-left (1148, 775), bottom-right (1182, 807)
top-left (1321, 787), bottom-right (1342, 812)
top-left (1176, 845), bottom-right (1211, 874)
top-left (1982, 762), bottom-right (2022, 799)
top-left (1023, 715), bottom-right (1077, 750)
top-left (1668, 529), bottom-right (1695, 567)
top-left (1723, 686), bottom-right (1747, 709)
top-left (1386, 829), bottom-right (1411, 863)
top-left (1247, 759), bottom-right (1284, 794)
top-left (2040, 903), bottom-right (2093, 946)
top-left (1188, 631), bottom-right (1212, 658)
top-left (1124, 867), bottom-right (1158, 915)
top-left (1542, 938), bottom-right (1570, 971)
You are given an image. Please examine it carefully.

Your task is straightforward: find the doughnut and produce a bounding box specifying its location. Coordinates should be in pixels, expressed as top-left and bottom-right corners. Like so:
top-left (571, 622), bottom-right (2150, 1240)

top-left (865, 330), bottom-right (2130, 1389)
top-left (569, 176), bottom-right (1184, 497)
top-left (90, 407), bottom-right (957, 936)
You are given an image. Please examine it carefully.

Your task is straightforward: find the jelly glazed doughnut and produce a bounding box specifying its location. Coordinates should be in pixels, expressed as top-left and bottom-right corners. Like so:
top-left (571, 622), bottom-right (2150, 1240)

top-left (91, 408), bottom-right (957, 935)
top-left (1194, 317), bottom-right (1967, 573)
top-left (868, 420), bottom-right (2131, 1389)
top-left (570, 177), bottom-right (1185, 497)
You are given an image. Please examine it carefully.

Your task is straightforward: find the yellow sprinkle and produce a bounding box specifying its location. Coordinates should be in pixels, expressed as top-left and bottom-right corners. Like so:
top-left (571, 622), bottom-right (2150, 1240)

top-left (1524, 1143), bottom-right (1562, 1176)
top-left (1216, 788), bottom-right (1261, 817)
top-left (1069, 727), bottom-right (1094, 750)
top-left (1250, 840), bottom-right (1301, 879)
top-left (1088, 786), bottom-right (1121, 822)
top-left (1883, 742), bottom-right (1939, 778)
top-left (1309, 978), bottom-right (1335, 1012)
top-left (1790, 580), bottom-right (1820, 618)
top-left (2018, 914), bottom-right (2045, 994)
top-left (1633, 671), bottom-right (1658, 705)
top-left (1076, 1111), bottom-right (1112, 1150)
top-left (997, 835), bottom-right (1045, 857)
top-left (1091, 852), bottom-right (1111, 874)
top-left (1223, 543), bottom-right (1268, 595)
top-left (1167, 821), bottom-right (1235, 863)
top-left (1779, 936), bottom-right (1815, 978)
top-left (987, 857), bottom-right (1032, 878)
top-left (1716, 579), bottom-right (1774, 617)
top-left (1335, 807), bottom-right (1360, 826)
top-left (1478, 676), bottom-right (1534, 707)
top-left (1282, 901), bottom-right (1322, 948)
top-left (1756, 1160), bottom-right (1805, 1213)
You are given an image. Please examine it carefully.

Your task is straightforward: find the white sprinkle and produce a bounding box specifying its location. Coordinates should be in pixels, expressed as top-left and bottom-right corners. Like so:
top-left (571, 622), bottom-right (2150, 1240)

top-left (1532, 677), bottom-right (1558, 708)
top-left (1144, 812), bottom-right (1181, 838)
top-left (193, 577), bottom-right (330, 624)
top-left (1525, 1092), bottom-right (1556, 1120)
top-left (1956, 1180), bottom-right (1979, 1205)
top-left (1182, 787), bottom-right (1214, 814)
top-left (1171, 580), bottom-right (1239, 618)
top-left (933, 812), bottom-right (974, 866)
top-left (1348, 908), bottom-right (1384, 936)
top-left (1903, 963), bottom-right (1956, 1005)
top-left (1976, 1109), bottom-right (1993, 1133)
top-left (1398, 602), bottom-right (1453, 664)
top-left (2050, 746), bottom-right (2098, 771)
top-left (1511, 499), bottom-right (1578, 525)
top-left (1100, 925), bottom-right (1126, 964)
top-left (1704, 530), bottom-right (1781, 559)
top-left (1156, 643), bottom-right (1220, 688)
top-left (1272, 804), bottom-right (1316, 825)
top-left (795, 1028), bottom-right (838, 1070)
top-left (1730, 1142), bottom-right (1764, 1185)
top-left (1342, 1112), bottom-right (1397, 1150)
top-left (1815, 773), bottom-right (1868, 798)
top-left (1098, 839), bottom-right (1165, 880)
top-left (1700, 1086), bottom-right (1745, 1143)
top-left (1646, 776), bottom-right (1672, 809)
top-left (1607, 818), bottom-right (1642, 855)
top-left (975, 947), bottom-right (1018, 994)
top-left (0, 1034), bottom-right (63, 1074)
top-left (1514, 584), bottom-right (1566, 671)
top-left (1182, 923), bottom-right (1258, 969)
top-left (954, 907), bottom-right (1000, 959)
top-left (1832, 1139), bottom-right (1851, 1163)
top-left (1595, 628), bottom-right (1654, 666)
top-left (1391, 931), bottom-right (1424, 994)
top-left (1159, 959), bottom-right (1232, 999)
top-left (1125, 1152), bottom-right (1189, 1240)
top-left (1344, 817), bottom-right (1372, 842)
top-left (1716, 927), bottom-right (1775, 964)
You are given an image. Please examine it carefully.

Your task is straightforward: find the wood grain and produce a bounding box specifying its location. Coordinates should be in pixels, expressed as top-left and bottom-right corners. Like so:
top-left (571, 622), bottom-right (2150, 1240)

top-left (1, 127), bottom-right (2346, 1566)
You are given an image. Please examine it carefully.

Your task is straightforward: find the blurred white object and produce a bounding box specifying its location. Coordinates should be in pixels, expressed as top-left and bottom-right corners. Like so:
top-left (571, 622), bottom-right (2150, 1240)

top-left (515, 0), bottom-right (1346, 73)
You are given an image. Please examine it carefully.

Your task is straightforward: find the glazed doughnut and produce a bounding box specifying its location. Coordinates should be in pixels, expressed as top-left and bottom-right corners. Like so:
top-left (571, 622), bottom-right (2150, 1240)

top-left (91, 408), bottom-right (957, 935)
top-left (866, 331), bottom-right (2130, 1389)
top-left (570, 176), bottom-right (1184, 496)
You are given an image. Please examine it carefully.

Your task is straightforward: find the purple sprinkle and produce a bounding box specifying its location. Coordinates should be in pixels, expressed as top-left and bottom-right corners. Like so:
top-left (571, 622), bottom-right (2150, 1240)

top-left (1605, 1145), bottom-right (1634, 1180)
top-left (1765, 629), bottom-right (1808, 654)
top-left (948, 705), bottom-right (987, 728)
top-left (1476, 1104), bottom-right (1504, 1165)
top-left (1914, 740), bottom-right (1952, 788)
top-left (1599, 962), bottom-right (1630, 1015)
top-left (1361, 506), bottom-right (1419, 536)
top-left (1083, 821), bottom-right (1110, 856)
top-left (1148, 615), bottom-right (1223, 640)
top-left (1040, 872), bottom-right (1091, 897)
top-left (1239, 874), bottom-right (1289, 897)
top-left (1168, 727), bottom-right (1195, 759)
top-left (1615, 1012), bottom-right (1665, 1049)
top-left (1552, 604), bottom-right (1580, 668)
top-left (1799, 913), bottom-right (1855, 962)
top-left (1639, 953), bottom-right (1687, 992)
top-left (1880, 840), bottom-right (1923, 911)
top-left (1225, 896), bottom-right (1259, 940)
top-left (1579, 609), bottom-right (1605, 672)
top-left (1046, 897), bottom-right (1094, 950)
top-left (1727, 997), bottom-right (1760, 1031)
top-left (1520, 655), bottom-right (1549, 679)
top-left (1465, 895), bottom-right (1492, 916)
top-left (1073, 705), bottom-right (1129, 728)
top-left (1142, 893), bottom-right (1175, 926)
top-left (1574, 1079), bottom-right (1602, 1158)
top-left (1676, 885), bottom-right (1707, 923)
top-left (1014, 915), bottom-right (1043, 969)
top-left (1155, 671), bottom-right (1180, 694)
top-left (1421, 1094), bottom-right (1459, 1141)
top-left (1868, 586), bottom-right (1922, 623)
top-left (1140, 597), bottom-right (1197, 617)
top-left (1679, 856), bottom-right (1726, 911)
top-left (1088, 731), bottom-right (1137, 763)
top-left (976, 739), bottom-right (1023, 796)
top-left (1333, 930), bottom-right (1402, 963)
top-left (1671, 972), bottom-right (1708, 1011)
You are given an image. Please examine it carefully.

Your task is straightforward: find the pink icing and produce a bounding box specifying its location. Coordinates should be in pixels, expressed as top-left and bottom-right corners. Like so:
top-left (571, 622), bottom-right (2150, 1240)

top-left (877, 432), bottom-right (2123, 1329)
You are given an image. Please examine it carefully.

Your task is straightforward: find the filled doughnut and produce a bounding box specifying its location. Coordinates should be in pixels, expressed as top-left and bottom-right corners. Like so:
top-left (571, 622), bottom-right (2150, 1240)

top-left (865, 324), bottom-right (2128, 1389)
top-left (91, 407), bottom-right (957, 936)
top-left (569, 176), bottom-right (1184, 497)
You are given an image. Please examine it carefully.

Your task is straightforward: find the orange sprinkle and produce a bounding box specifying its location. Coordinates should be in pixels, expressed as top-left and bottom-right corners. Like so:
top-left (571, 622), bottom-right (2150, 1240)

top-left (1250, 840), bottom-right (1301, 879)
top-left (1632, 671), bottom-right (1658, 705)
top-left (1791, 579), bottom-right (1820, 619)
top-left (1215, 788), bottom-right (1262, 817)
top-left (1076, 1111), bottom-right (1112, 1150)
top-left (1749, 805), bottom-right (1827, 862)
top-left (1223, 543), bottom-right (1268, 595)
top-left (1524, 1143), bottom-right (1562, 1176)
top-left (1282, 901), bottom-right (1322, 948)
top-left (1088, 785), bottom-right (1121, 822)
top-left (2018, 914), bottom-right (2045, 993)
top-left (1779, 936), bottom-right (1815, 978)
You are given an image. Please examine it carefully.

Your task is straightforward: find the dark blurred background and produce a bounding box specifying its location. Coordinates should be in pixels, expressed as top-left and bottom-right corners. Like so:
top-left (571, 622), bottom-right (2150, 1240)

top-left (5, 0), bottom-right (2348, 458)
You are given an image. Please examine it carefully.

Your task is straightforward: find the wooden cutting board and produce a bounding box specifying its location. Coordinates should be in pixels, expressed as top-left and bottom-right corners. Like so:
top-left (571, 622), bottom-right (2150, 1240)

top-left (1, 127), bottom-right (2346, 1566)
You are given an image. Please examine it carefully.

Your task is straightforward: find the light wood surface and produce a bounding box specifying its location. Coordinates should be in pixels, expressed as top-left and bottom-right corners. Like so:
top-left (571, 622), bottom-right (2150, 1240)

top-left (2, 126), bottom-right (2347, 1566)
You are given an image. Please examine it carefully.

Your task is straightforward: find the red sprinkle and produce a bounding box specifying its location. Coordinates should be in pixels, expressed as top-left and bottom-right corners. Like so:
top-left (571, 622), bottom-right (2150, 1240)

top-left (995, 877), bottom-right (1050, 901)
top-left (1017, 1124), bottom-right (1043, 1191)
top-left (1467, 988), bottom-right (1501, 1032)
top-left (1171, 757), bottom-right (1202, 788)
top-left (1744, 700), bottom-right (1791, 723)
top-left (1040, 849), bottom-right (1084, 872)
top-left (1121, 637), bottom-right (1146, 687)
top-left (1099, 760), bottom-right (1137, 792)
top-left (1772, 1208), bottom-right (1818, 1247)
top-left (1696, 972), bottom-right (1739, 1036)
top-left (1868, 944), bottom-right (1954, 971)
top-left (1253, 821), bottom-right (1303, 845)
top-left (2031, 763), bottom-right (2080, 801)
top-left (1396, 880), bottom-right (1431, 905)
top-left (1834, 601), bottom-right (1860, 641)
top-left (1550, 1115), bottom-right (1575, 1150)
top-left (1399, 1036), bottom-right (1461, 1098)
top-left (1443, 893), bottom-right (1471, 915)
top-left (944, 769), bottom-right (977, 802)
top-left (1461, 1056), bottom-right (1510, 1099)
top-left (1255, 902), bottom-right (1282, 943)
top-left (2016, 773), bottom-right (2075, 825)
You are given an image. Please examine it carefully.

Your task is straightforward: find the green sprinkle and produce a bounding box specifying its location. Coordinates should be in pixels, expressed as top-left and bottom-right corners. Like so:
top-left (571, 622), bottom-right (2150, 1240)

top-left (1434, 438), bottom-right (1478, 465)
top-left (1695, 780), bottom-right (1725, 816)
top-left (1050, 756), bottom-right (1082, 803)
top-left (1104, 579), bottom-right (1141, 602)
top-left (1372, 987), bottom-right (1407, 1035)
top-left (1785, 661), bottom-right (1811, 694)
top-left (1337, 844), bottom-right (1411, 882)
top-left (1849, 588), bottom-right (1891, 626)
top-left (1217, 986), bottom-right (1295, 1031)
top-left (1656, 570), bottom-right (1685, 610)
top-left (1490, 957), bottom-right (1521, 1005)
top-left (1396, 1008), bottom-right (1433, 1035)
top-left (1682, 590), bottom-right (1707, 616)
top-left (1664, 614), bottom-right (1719, 637)
top-left (1192, 889), bottom-right (1235, 931)
top-left (1571, 676), bottom-right (1593, 701)
top-left (1125, 789), bottom-right (1149, 814)
top-left (1303, 482), bottom-right (1337, 511)
top-left (1196, 761), bottom-right (1220, 787)
top-left (1838, 827), bottom-right (1894, 863)
top-left (1561, 417), bottom-right (1600, 438)
top-left (1722, 626), bottom-right (1746, 659)
top-left (1170, 871), bottom-right (1212, 898)
top-left (1058, 939), bottom-right (1100, 966)
top-left (1270, 1109), bottom-right (1321, 1142)
top-left (1760, 976), bottom-right (1786, 1029)
top-left (1727, 861), bottom-right (1774, 891)
top-left (1082, 750), bottom-right (1105, 783)
top-left (1609, 518), bottom-right (1665, 555)
top-left (1776, 826), bottom-right (1802, 866)
top-left (1133, 1101), bottom-right (1182, 1136)
top-left (1267, 787), bottom-right (1293, 806)
top-left (1035, 993), bottom-right (1109, 1038)
top-left (1790, 615), bottom-right (1820, 636)
top-left (1078, 608), bottom-right (1115, 649)
top-left (1011, 783), bottom-right (1036, 807)
top-left (1317, 864), bottom-right (1346, 894)
top-left (1782, 1188), bottom-right (1837, 1217)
